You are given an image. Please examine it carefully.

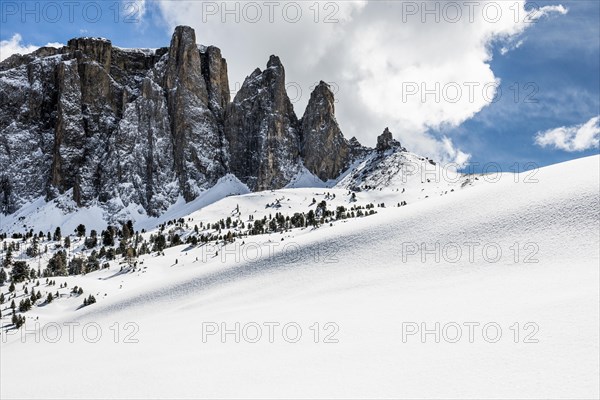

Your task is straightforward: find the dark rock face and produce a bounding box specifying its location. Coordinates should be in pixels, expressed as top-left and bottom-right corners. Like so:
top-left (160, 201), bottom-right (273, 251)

top-left (0, 53), bottom-right (60, 213)
top-left (199, 46), bottom-right (230, 121)
top-left (300, 81), bottom-right (349, 181)
top-left (0, 27), bottom-right (231, 216)
top-left (163, 26), bottom-right (226, 201)
top-left (376, 127), bottom-right (401, 153)
top-left (0, 26), bottom-right (366, 220)
top-left (348, 136), bottom-right (370, 160)
top-left (224, 55), bottom-right (301, 191)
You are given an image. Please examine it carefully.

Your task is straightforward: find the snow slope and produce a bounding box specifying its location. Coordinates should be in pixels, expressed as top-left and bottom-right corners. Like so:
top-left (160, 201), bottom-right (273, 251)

top-left (1, 155), bottom-right (598, 399)
top-left (0, 174), bottom-right (250, 235)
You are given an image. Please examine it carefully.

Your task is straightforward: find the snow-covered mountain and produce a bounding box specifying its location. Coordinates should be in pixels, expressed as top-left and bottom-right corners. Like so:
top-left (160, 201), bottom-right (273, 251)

top-left (1, 24), bottom-right (598, 400)
top-left (0, 154), bottom-right (598, 399)
top-left (0, 26), bottom-right (362, 221)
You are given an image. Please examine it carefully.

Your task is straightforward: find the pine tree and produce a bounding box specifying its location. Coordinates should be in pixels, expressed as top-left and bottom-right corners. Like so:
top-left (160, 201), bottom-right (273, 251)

top-left (8, 282), bottom-right (15, 292)
top-left (122, 223), bottom-right (132, 242)
top-left (46, 293), bottom-right (53, 304)
top-left (11, 261), bottom-right (30, 283)
top-left (10, 299), bottom-right (16, 309)
top-left (0, 292), bottom-right (5, 304)
top-left (126, 220), bottom-right (134, 237)
top-left (102, 227), bottom-right (115, 247)
top-left (13, 314), bottom-right (25, 329)
top-left (53, 227), bottom-right (61, 242)
top-left (19, 298), bottom-right (31, 312)
top-left (2, 247), bottom-right (12, 268)
top-left (46, 251), bottom-right (67, 276)
top-left (0, 267), bottom-right (6, 285)
top-left (76, 224), bottom-right (86, 237)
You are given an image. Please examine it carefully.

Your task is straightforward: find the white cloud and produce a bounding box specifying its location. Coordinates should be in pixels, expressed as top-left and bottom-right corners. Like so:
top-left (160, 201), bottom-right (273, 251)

top-left (536, 5), bottom-right (569, 18)
top-left (534, 116), bottom-right (600, 152)
top-left (128, 0), bottom-right (148, 20)
top-left (500, 39), bottom-right (524, 55)
top-left (0, 34), bottom-right (63, 62)
top-left (441, 136), bottom-right (472, 167)
top-left (154, 1), bottom-right (565, 163)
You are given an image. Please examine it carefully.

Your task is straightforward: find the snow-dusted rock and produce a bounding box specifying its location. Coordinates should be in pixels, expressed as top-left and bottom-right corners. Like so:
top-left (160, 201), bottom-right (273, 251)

top-left (300, 81), bottom-right (351, 181)
top-left (224, 55), bottom-right (301, 191)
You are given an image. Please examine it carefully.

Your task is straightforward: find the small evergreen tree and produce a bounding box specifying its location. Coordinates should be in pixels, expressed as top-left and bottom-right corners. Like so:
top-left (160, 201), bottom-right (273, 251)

top-left (83, 294), bottom-right (96, 306)
top-left (11, 261), bottom-right (30, 283)
top-left (13, 314), bottom-right (25, 329)
top-left (102, 227), bottom-right (115, 247)
top-left (76, 224), bottom-right (86, 237)
top-left (18, 298), bottom-right (31, 312)
top-left (2, 247), bottom-right (13, 268)
top-left (122, 223), bottom-right (132, 242)
top-left (46, 251), bottom-right (68, 276)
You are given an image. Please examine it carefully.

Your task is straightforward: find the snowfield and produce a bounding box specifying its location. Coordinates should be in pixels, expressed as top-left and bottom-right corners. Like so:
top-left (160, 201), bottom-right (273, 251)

top-left (1, 155), bottom-right (599, 399)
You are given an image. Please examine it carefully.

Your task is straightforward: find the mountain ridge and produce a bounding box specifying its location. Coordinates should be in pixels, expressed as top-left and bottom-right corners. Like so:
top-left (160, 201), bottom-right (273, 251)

top-left (0, 26), bottom-right (393, 221)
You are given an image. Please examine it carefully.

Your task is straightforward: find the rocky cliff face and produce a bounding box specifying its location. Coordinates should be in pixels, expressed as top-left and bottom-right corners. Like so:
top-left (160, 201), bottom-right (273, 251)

top-left (0, 26), bottom-right (365, 220)
top-left (376, 127), bottom-right (402, 153)
top-left (224, 56), bottom-right (301, 191)
top-left (162, 26), bottom-right (226, 201)
top-left (300, 81), bottom-right (350, 181)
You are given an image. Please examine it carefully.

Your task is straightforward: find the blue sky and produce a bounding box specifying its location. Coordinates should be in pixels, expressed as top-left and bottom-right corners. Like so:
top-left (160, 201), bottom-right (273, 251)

top-left (0, 1), bottom-right (171, 47)
top-left (435, 0), bottom-right (600, 171)
top-left (1, 0), bottom-right (598, 171)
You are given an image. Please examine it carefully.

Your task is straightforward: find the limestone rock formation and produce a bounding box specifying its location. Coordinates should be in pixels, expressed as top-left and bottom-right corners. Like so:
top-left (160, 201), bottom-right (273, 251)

top-left (300, 81), bottom-right (350, 181)
top-left (376, 127), bottom-right (401, 153)
top-left (162, 26), bottom-right (226, 201)
top-left (224, 55), bottom-right (301, 191)
top-left (0, 25), bottom-right (375, 221)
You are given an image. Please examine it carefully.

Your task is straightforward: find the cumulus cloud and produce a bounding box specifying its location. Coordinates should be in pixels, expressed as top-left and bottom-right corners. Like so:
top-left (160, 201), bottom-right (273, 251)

top-left (441, 137), bottom-right (472, 167)
top-left (157, 1), bottom-right (565, 164)
top-left (129, 0), bottom-right (148, 20)
top-left (500, 39), bottom-right (525, 55)
top-left (0, 34), bottom-right (63, 62)
top-left (534, 116), bottom-right (600, 152)
top-left (536, 4), bottom-right (568, 18)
